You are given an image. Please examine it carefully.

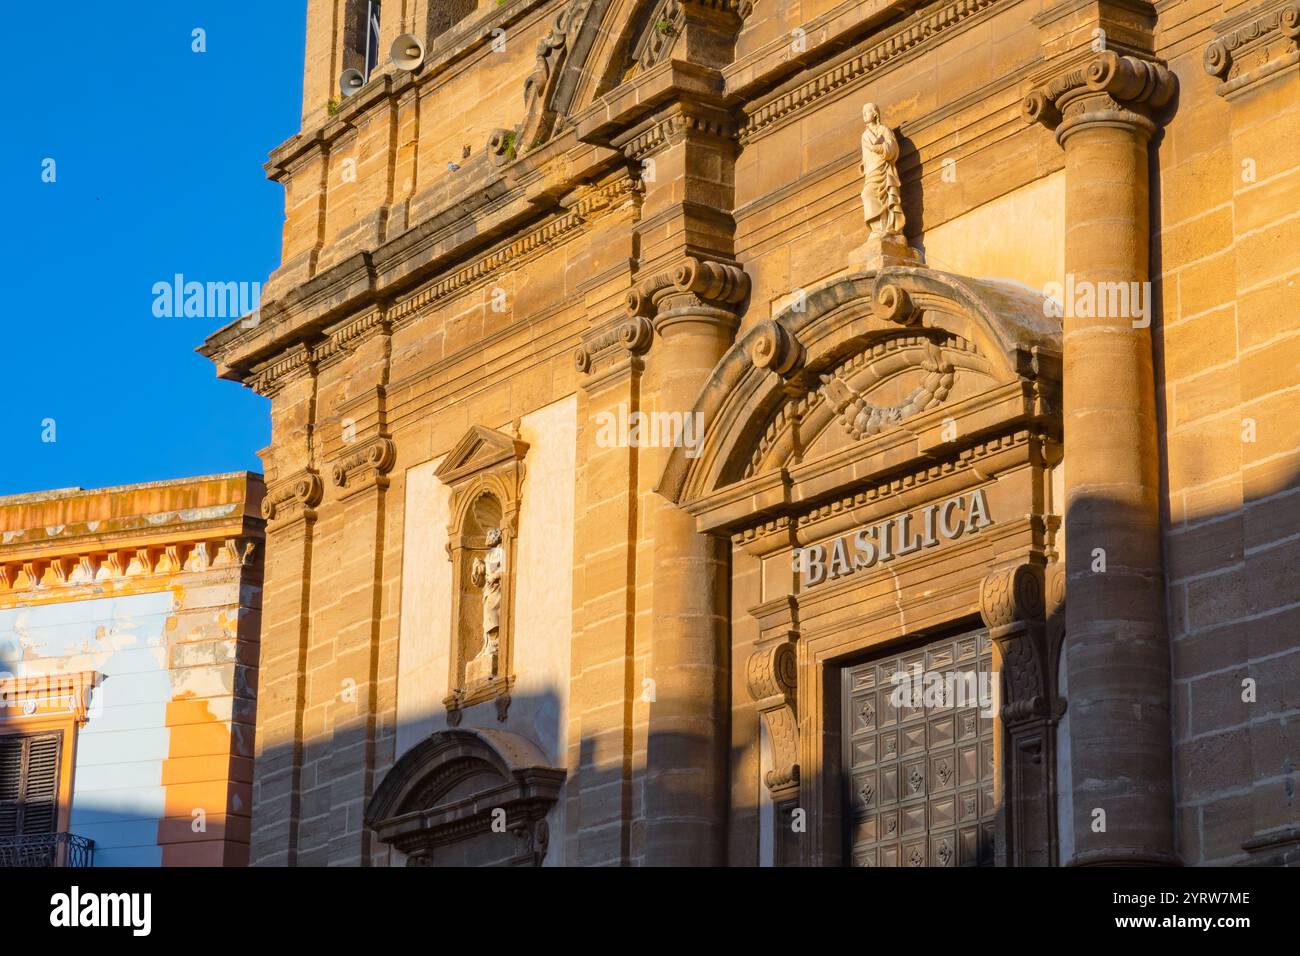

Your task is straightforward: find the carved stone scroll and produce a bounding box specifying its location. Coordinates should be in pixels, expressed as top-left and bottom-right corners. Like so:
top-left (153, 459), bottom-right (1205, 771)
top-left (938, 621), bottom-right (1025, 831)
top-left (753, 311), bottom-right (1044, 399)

top-left (746, 638), bottom-right (799, 795)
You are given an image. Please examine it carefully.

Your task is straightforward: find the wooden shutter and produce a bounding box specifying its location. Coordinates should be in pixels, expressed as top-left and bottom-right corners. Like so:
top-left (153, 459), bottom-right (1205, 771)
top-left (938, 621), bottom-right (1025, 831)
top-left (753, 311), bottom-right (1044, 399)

top-left (0, 732), bottom-right (63, 837)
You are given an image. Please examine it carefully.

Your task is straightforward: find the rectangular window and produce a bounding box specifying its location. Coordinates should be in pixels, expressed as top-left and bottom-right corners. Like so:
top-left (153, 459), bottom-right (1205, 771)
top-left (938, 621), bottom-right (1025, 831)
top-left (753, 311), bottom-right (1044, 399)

top-left (365, 1), bottom-right (382, 79)
top-left (0, 732), bottom-right (62, 837)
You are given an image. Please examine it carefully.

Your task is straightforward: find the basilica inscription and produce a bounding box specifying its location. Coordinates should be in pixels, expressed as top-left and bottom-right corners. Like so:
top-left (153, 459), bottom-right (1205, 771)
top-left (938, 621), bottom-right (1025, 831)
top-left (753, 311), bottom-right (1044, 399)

top-left (797, 489), bottom-right (993, 588)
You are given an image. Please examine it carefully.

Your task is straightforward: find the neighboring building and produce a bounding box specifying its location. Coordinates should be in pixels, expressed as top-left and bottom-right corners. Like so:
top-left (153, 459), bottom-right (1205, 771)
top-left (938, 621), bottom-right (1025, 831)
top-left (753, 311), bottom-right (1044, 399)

top-left (200, 0), bottom-right (1298, 866)
top-left (0, 474), bottom-right (265, 866)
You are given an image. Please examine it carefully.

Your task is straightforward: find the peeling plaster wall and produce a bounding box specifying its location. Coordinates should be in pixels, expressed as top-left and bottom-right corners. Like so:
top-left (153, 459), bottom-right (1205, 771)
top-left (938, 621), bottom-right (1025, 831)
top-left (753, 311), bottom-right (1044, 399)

top-left (1, 593), bottom-right (173, 866)
top-left (395, 394), bottom-right (577, 866)
top-left (0, 570), bottom-right (258, 866)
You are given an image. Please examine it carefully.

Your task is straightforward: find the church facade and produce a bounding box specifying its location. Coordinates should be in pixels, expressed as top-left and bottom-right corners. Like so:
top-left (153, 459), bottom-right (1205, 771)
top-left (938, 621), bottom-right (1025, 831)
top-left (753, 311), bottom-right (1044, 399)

top-left (200, 0), bottom-right (1299, 866)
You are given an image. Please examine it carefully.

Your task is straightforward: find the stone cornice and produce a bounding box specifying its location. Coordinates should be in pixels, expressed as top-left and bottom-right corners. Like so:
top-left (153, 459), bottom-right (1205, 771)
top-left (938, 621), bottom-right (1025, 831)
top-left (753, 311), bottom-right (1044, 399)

top-left (1204, 0), bottom-right (1300, 97)
top-left (217, 173), bottom-right (640, 394)
top-left (0, 536), bottom-right (259, 597)
top-left (727, 429), bottom-right (1031, 546)
top-left (389, 174), bottom-right (642, 327)
top-left (737, 0), bottom-right (1006, 145)
top-left (611, 102), bottom-right (739, 160)
top-left (0, 473), bottom-right (264, 567)
top-left (248, 341), bottom-right (316, 397)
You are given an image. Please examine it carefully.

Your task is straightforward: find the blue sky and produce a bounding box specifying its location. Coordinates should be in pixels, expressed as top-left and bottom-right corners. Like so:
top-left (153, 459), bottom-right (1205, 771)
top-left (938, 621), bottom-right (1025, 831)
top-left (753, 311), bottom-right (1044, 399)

top-left (2, 2), bottom-right (306, 496)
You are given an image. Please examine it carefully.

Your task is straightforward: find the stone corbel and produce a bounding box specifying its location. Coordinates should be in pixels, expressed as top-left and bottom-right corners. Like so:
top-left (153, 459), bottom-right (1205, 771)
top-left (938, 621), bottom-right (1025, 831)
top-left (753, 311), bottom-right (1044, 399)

top-left (746, 638), bottom-right (800, 797)
top-left (184, 542), bottom-right (212, 572)
top-left (71, 555), bottom-right (99, 584)
top-left (1205, 1), bottom-right (1300, 97)
top-left (261, 470), bottom-right (325, 524)
top-left (1023, 50), bottom-right (1176, 143)
top-left (103, 552), bottom-right (130, 579)
top-left (47, 558), bottom-right (71, 585)
top-left (213, 538), bottom-right (258, 568)
top-left (979, 562), bottom-right (1052, 723)
top-left (331, 435), bottom-right (398, 497)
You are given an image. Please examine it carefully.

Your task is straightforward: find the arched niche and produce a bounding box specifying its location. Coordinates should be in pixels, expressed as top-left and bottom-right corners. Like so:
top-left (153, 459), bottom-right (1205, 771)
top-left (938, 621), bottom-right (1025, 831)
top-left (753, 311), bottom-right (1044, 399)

top-left (435, 426), bottom-right (529, 721)
top-left (365, 728), bottom-right (565, 866)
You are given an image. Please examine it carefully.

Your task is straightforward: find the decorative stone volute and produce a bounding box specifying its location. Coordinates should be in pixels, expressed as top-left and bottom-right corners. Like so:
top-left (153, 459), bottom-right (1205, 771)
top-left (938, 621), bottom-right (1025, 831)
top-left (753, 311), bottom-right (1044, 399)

top-left (1023, 51), bottom-right (1176, 143)
top-left (331, 436), bottom-right (397, 496)
top-left (748, 319), bottom-right (803, 377)
top-left (574, 314), bottom-right (654, 378)
top-left (978, 562), bottom-right (1046, 630)
top-left (262, 470), bottom-right (325, 523)
top-left (1204, 1), bottom-right (1300, 96)
top-left (746, 637), bottom-right (800, 793)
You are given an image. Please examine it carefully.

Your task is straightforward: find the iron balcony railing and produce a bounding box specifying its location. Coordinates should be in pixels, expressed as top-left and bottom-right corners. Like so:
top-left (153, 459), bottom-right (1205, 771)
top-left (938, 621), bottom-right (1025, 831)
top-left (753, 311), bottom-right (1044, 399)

top-left (0, 832), bottom-right (94, 867)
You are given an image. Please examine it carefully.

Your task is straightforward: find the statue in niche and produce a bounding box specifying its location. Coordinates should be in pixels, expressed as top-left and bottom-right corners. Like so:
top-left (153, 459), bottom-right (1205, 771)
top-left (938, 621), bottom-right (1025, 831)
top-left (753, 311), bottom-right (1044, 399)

top-left (860, 102), bottom-right (906, 239)
top-left (468, 527), bottom-right (505, 679)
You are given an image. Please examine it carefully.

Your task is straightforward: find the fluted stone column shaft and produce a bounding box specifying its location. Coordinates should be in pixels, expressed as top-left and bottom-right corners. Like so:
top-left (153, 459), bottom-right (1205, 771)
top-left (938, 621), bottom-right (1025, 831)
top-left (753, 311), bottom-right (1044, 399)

top-left (644, 297), bottom-right (737, 866)
top-left (1052, 77), bottom-right (1177, 865)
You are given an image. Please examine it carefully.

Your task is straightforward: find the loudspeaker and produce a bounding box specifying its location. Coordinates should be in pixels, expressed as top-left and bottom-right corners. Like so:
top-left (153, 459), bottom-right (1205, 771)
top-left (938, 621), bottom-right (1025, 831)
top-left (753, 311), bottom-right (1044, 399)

top-left (339, 68), bottom-right (365, 96)
top-left (391, 34), bottom-right (425, 71)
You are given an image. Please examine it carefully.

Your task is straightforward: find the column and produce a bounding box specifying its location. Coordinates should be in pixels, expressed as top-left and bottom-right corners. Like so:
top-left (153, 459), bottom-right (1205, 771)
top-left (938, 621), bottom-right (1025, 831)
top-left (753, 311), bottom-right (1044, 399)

top-left (642, 257), bottom-right (747, 865)
top-left (1024, 48), bottom-right (1179, 865)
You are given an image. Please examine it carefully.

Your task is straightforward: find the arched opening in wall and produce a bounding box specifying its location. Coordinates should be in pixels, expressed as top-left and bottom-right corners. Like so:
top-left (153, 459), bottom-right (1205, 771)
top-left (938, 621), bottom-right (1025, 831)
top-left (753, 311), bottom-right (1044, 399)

top-left (427, 0), bottom-right (476, 47)
top-left (365, 729), bottom-right (565, 866)
top-left (841, 624), bottom-right (996, 867)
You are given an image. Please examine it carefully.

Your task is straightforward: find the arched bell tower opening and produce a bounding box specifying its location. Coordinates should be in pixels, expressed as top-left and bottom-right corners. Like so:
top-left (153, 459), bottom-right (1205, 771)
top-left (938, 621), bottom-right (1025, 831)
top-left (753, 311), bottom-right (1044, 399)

top-left (660, 265), bottom-right (1066, 866)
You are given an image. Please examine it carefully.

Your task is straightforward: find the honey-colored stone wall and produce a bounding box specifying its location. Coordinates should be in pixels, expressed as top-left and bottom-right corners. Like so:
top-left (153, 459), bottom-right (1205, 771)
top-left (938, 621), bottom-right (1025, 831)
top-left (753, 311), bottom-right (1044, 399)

top-left (203, 0), bottom-right (1298, 866)
top-left (1155, 0), bottom-right (1300, 866)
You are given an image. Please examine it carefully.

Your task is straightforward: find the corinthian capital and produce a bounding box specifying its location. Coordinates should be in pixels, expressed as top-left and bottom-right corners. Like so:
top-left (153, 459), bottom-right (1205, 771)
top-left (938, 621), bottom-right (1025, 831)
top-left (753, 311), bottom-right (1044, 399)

top-left (1023, 51), bottom-right (1176, 144)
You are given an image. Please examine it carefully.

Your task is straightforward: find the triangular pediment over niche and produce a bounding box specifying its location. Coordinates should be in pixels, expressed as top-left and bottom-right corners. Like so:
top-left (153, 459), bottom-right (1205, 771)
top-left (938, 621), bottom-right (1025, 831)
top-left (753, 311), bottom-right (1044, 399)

top-left (434, 425), bottom-right (529, 487)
